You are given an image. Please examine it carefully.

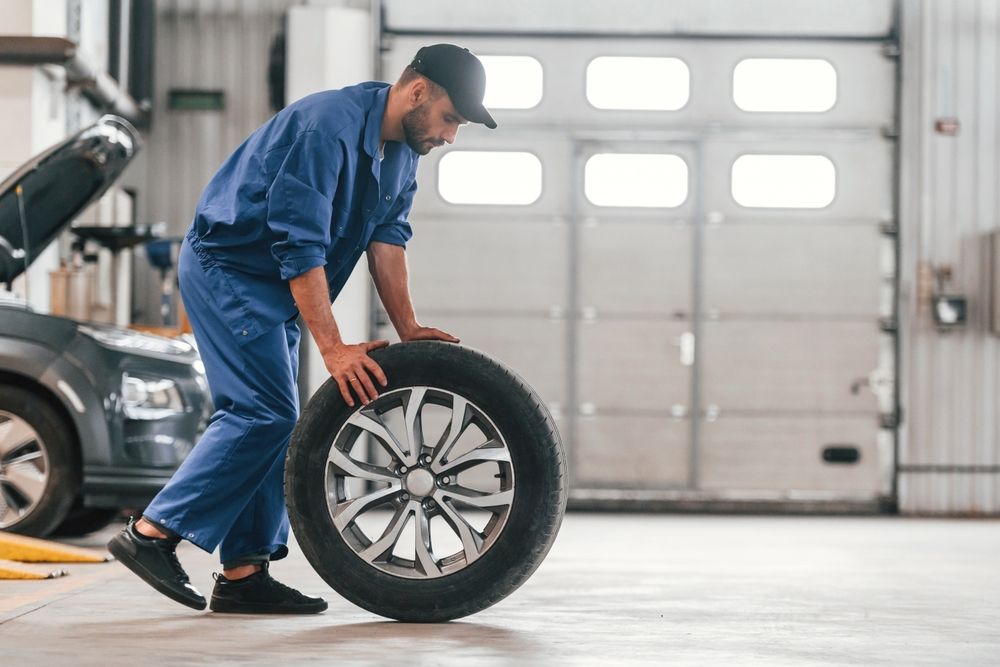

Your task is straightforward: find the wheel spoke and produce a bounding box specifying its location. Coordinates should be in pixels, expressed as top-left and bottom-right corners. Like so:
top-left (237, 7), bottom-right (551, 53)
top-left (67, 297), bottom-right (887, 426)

top-left (442, 487), bottom-right (514, 511)
top-left (3, 450), bottom-right (43, 468)
top-left (0, 417), bottom-right (38, 460)
top-left (332, 484), bottom-right (400, 531)
top-left (402, 387), bottom-right (427, 456)
top-left (431, 396), bottom-right (471, 468)
top-left (414, 505), bottom-right (441, 576)
top-left (436, 496), bottom-right (484, 564)
top-left (0, 492), bottom-right (21, 525)
top-left (348, 409), bottom-right (412, 465)
top-left (434, 439), bottom-right (510, 475)
top-left (328, 448), bottom-right (396, 484)
top-left (2, 463), bottom-right (46, 503)
top-left (359, 502), bottom-right (414, 563)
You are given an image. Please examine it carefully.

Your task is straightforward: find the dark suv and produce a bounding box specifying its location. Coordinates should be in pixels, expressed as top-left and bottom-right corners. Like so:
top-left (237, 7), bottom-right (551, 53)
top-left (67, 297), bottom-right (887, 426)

top-left (0, 116), bottom-right (209, 537)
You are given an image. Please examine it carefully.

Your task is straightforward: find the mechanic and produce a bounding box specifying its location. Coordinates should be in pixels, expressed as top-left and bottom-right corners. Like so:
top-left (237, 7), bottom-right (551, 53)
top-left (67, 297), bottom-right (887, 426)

top-left (108, 44), bottom-right (496, 614)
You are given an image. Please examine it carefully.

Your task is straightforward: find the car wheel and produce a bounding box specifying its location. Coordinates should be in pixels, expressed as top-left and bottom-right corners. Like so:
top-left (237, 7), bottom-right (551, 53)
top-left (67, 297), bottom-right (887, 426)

top-left (285, 342), bottom-right (568, 622)
top-left (0, 384), bottom-right (80, 536)
top-left (51, 506), bottom-right (121, 537)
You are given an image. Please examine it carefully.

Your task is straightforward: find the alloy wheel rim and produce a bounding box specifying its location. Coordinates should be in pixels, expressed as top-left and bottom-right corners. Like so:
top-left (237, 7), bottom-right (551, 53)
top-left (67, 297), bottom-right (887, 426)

top-left (0, 410), bottom-right (50, 529)
top-left (324, 386), bottom-right (515, 579)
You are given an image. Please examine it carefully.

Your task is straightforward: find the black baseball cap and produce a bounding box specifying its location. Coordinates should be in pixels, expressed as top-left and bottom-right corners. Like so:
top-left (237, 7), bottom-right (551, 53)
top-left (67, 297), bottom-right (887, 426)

top-left (408, 44), bottom-right (497, 129)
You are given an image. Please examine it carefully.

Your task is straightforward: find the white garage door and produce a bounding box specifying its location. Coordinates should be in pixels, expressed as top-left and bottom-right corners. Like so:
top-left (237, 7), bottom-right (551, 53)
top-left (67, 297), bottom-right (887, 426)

top-left (381, 14), bottom-right (897, 508)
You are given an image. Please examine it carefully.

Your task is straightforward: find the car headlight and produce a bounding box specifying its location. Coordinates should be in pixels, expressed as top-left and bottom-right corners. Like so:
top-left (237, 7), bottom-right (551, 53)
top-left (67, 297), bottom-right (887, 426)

top-left (78, 324), bottom-right (194, 360)
top-left (122, 373), bottom-right (184, 420)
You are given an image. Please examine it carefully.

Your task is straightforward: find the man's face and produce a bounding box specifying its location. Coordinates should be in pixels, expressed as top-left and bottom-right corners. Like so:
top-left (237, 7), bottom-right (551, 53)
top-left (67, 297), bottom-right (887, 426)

top-left (401, 92), bottom-right (467, 155)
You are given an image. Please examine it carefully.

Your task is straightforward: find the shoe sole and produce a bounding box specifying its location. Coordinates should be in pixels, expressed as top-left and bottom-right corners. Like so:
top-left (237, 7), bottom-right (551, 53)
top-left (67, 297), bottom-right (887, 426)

top-left (108, 534), bottom-right (207, 611)
top-left (210, 598), bottom-right (328, 615)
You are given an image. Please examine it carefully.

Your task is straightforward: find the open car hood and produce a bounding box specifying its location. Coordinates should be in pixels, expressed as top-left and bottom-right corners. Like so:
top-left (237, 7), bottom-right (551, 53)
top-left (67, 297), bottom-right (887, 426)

top-left (0, 115), bottom-right (140, 283)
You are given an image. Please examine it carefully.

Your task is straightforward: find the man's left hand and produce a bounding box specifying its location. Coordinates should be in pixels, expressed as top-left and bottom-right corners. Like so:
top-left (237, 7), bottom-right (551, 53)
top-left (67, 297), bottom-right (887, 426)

top-left (401, 326), bottom-right (460, 343)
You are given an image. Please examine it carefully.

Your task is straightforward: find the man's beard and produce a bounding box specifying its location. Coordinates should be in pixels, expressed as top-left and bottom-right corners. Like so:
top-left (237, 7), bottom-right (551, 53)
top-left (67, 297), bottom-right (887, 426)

top-left (401, 103), bottom-right (443, 155)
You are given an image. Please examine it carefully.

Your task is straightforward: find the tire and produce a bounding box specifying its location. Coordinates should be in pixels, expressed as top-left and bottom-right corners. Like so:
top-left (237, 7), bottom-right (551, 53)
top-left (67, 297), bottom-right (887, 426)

top-left (0, 384), bottom-right (81, 537)
top-left (51, 506), bottom-right (121, 537)
top-left (285, 341), bottom-right (567, 622)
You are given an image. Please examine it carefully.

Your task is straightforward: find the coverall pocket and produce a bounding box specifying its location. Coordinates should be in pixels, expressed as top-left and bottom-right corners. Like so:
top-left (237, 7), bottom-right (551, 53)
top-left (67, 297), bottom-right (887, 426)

top-left (182, 233), bottom-right (265, 345)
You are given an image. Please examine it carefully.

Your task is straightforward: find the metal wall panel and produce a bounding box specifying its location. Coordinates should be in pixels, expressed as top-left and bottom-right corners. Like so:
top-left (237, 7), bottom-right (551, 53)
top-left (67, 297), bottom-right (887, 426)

top-left (574, 416), bottom-right (689, 488)
top-left (579, 223), bottom-right (691, 315)
top-left (407, 218), bottom-right (568, 313)
top-left (383, 0), bottom-right (895, 38)
top-left (703, 224), bottom-right (883, 316)
top-left (577, 320), bottom-right (692, 413)
top-left (897, 0), bottom-right (1000, 514)
top-left (136, 0), bottom-right (297, 238)
top-left (699, 416), bottom-right (880, 493)
top-left (126, 0), bottom-right (298, 323)
top-left (700, 321), bottom-right (880, 413)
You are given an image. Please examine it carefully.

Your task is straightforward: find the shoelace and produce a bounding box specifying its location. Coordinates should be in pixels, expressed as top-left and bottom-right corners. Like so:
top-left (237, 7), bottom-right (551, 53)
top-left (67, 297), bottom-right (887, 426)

top-left (259, 572), bottom-right (309, 601)
top-left (163, 547), bottom-right (191, 584)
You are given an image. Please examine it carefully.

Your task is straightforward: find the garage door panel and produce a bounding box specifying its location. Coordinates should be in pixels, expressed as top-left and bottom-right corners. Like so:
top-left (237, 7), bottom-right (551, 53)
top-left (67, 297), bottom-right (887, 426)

top-left (411, 132), bottom-right (572, 217)
top-left (704, 139), bottom-right (893, 221)
top-left (699, 416), bottom-right (880, 493)
top-left (408, 218), bottom-right (568, 312)
top-left (701, 321), bottom-right (879, 413)
top-left (577, 320), bottom-right (691, 411)
top-left (385, 36), bottom-right (894, 129)
top-left (704, 224), bottom-right (882, 316)
top-left (579, 222), bottom-right (691, 314)
top-left (414, 315), bottom-right (567, 407)
top-left (575, 415), bottom-right (689, 488)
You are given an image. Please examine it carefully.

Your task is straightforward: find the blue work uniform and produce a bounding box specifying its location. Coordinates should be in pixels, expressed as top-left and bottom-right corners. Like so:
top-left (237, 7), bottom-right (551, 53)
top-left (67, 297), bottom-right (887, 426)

top-left (144, 82), bottom-right (419, 567)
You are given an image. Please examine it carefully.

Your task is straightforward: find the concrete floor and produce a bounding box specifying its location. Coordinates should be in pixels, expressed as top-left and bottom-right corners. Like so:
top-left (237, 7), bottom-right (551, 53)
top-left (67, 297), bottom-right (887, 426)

top-left (1, 513), bottom-right (998, 665)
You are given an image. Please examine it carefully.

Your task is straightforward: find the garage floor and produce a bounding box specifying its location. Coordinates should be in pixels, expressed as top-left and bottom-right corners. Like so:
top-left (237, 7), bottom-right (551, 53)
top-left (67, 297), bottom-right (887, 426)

top-left (1, 513), bottom-right (997, 665)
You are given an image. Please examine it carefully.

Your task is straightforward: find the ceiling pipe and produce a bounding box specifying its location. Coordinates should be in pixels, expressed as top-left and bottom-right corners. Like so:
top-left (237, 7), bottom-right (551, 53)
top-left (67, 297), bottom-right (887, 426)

top-left (0, 35), bottom-right (147, 126)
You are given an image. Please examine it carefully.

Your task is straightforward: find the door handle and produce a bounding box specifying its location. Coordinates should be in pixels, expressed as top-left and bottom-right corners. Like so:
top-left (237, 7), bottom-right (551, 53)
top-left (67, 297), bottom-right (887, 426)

top-left (676, 332), bottom-right (695, 367)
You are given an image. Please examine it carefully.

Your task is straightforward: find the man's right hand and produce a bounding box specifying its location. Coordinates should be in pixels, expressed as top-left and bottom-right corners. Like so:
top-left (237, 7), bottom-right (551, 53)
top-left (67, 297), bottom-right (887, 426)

top-left (322, 340), bottom-right (390, 407)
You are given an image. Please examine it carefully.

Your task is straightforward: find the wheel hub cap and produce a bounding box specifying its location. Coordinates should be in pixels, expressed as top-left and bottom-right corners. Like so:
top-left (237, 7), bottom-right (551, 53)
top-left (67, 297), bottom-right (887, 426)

top-left (325, 386), bottom-right (515, 579)
top-left (403, 468), bottom-right (435, 498)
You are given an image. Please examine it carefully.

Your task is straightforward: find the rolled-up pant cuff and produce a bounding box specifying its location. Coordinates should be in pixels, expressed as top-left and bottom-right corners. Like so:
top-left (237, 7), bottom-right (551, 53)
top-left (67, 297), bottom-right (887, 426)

top-left (221, 544), bottom-right (289, 570)
top-left (222, 552), bottom-right (271, 570)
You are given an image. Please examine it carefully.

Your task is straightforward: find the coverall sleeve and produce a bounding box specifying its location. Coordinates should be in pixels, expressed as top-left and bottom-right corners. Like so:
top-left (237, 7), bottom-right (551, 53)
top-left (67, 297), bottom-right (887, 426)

top-left (265, 130), bottom-right (343, 280)
top-left (368, 178), bottom-right (417, 248)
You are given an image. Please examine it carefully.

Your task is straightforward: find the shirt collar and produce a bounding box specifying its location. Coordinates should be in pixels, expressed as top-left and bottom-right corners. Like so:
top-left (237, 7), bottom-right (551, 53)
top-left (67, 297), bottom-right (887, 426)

top-left (363, 85), bottom-right (390, 159)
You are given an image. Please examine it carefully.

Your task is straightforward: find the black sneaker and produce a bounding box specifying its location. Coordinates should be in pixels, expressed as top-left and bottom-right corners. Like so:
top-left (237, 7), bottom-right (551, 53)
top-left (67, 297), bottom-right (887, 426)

top-left (107, 518), bottom-right (207, 611)
top-left (209, 563), bottom-right (328, 614)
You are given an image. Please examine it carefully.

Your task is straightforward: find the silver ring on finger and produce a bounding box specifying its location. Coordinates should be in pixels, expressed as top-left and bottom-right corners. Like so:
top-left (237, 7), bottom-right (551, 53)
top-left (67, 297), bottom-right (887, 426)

top-left (349, 377), bottom-right (359, 383)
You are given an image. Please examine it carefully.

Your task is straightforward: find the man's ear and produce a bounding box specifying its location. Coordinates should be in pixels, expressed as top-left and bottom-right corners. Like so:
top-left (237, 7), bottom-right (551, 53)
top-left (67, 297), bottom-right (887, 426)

top-left (407, 78), bottom-right (428, 108)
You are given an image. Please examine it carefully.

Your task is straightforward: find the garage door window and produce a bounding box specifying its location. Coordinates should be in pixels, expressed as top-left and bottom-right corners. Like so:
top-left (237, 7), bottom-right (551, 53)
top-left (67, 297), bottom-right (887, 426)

top-left (479, 56), bottom-right (543, 109)
top-left (586, 57), bottom-right (689, 111)
top-left (731, 154), bottom-right (836, 208)
top-left (733, 58), bottom-right (838, 112)
top-left (438, 151), bottom-right (542, 205)
top-left (585, 154), bottom-right (688, 208)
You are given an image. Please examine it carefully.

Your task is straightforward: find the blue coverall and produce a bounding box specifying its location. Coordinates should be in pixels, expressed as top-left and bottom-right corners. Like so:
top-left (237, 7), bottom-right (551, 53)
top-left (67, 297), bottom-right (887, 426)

top-left (144, 82), bottom-right (419, 567)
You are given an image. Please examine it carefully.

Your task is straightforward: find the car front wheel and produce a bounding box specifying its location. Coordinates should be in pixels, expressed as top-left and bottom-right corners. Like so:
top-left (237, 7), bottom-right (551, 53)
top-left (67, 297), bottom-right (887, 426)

top-left (0, 384), bottom-right (80, 536)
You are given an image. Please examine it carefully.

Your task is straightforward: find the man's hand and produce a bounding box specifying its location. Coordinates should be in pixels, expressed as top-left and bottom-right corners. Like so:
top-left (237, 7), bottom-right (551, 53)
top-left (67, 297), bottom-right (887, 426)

top-left (322, 340), bottom-right (390, 407)
top-left (400, 326), bottom-right (460, 344)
